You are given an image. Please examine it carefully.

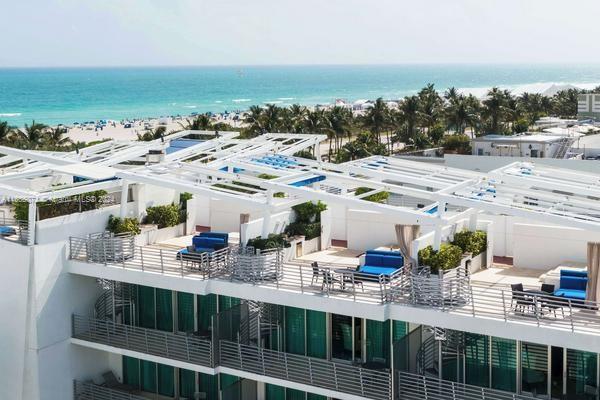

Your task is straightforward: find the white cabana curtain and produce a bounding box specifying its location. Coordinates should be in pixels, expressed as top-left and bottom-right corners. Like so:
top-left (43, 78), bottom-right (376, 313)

top-left (395, 224), bottom-right (420, 269)
top-left (586, 242), bottom-right (600, 303)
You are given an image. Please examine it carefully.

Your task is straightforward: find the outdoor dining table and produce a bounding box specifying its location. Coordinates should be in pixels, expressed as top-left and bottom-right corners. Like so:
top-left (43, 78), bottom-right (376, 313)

top-left (334, 268), bottom-right (362, 290)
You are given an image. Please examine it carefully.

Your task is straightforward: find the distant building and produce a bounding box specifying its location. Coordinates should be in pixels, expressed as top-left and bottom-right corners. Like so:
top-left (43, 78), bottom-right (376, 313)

top-left (471, 134), bottom-right (577, 158)
top-left (577, 93), bottom-right (600, 120)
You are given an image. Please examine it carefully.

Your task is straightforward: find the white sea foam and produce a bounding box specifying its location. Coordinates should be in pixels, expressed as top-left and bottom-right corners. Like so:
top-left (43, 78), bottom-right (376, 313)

top-left (183, 105), bottom-right (197, 109)
top-left (263, 100), bottom-right (283, 104)
top-left (215, 101), bottom-right (223, 103)
top-left (458, 81), bottom-right (600, 99)
top-left (232, 99), bottom-right (251, 103)
top-left (277, 97), bottom-right (295, 101)
top-left (0, 113), bottom-right (22, 117)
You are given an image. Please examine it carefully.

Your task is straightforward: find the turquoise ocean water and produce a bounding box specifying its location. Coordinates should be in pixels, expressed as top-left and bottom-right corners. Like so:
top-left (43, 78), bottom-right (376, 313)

top-left (1, 64), bottom-right (600, 126)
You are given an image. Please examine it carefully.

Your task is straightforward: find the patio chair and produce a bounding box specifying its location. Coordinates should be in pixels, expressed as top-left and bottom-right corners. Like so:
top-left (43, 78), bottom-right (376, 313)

top-left (101, 371), bottom-right (137, 393)
top-left (321, 269), bottom-right (340, 291)
top-left (510, 283), bottom-right (535, 314)
top-left (341, 267), bottom-right (364, 292)
top-left (540, 283), bottom-right (564, 317)
top-left (311, 262), bottom-right (321, 285)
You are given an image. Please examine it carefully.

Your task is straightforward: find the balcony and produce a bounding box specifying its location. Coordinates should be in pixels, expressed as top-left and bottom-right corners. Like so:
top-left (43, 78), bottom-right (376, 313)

top-left (396, 371), bottom-right (537, 400)
top-left (68, 235), bottom-right (600, 342)
top-left (74, 381), bottom-right (148, 400)
top-left (73, 314), bottom-right (392, 400)
top-left (72, 315), bottom-right (214, 368)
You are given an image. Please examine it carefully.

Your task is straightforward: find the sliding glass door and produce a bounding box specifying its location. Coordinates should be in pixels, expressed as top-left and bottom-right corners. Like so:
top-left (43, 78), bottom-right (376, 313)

top-left (521, 342), bottom-right (548, 397)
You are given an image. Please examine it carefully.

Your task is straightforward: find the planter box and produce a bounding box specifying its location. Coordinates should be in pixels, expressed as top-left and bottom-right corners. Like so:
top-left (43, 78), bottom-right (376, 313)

top-left (287, 236), bottom-right (321, 261)
top-left (135, 223), bottom-right (185, 246)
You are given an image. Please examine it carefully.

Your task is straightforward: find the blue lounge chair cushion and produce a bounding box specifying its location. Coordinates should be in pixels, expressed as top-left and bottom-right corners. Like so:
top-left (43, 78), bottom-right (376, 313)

top-left (199, 231), bottom-right (229, 243)
top-left (192, 237), bottom-right (225, 250)
top-left (554, 289), bottom-right (586, 300)
top-left (560, 269), bottom-right (588, 279)
top-left (560, 276), bottom-right (588, 291)
top-left (0, 226), bottom-right (15, 235)
top-left (359, 265), bottom-right (400, 276)
top-left (379, 255), bottom-right (403, 268)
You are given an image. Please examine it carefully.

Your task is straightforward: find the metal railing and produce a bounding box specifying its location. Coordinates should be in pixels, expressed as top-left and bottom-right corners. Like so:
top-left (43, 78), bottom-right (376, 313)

top-left (0, 217), bottom-right (29, 245)
top-left (73, 381), bottom-right (148, 400)
top-left (72, 315), bottom-right (213, 367)
top-left (219, 340), bottom-right (392, 400)
top-left (68, 235), bottom-right (600, 337)
top-left (396, 371), bottom-right (537, 400)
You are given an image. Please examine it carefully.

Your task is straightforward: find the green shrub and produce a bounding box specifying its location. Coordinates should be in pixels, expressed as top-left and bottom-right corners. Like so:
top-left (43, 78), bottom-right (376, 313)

top-left (293, 150), bottom-right (316, 160)
top-left (452, 229), bottom-right (487, 256)
top-left (145, 204), bottom-right (183, 228)
top-left (12, 190), bottom-right (108, 221)
top-left (355, 187), bottom-right (389, 203)
top-left (179, 192), bottom-right (193, 205)
top-left (246, 233), bottom-right (291, 250)
top-left (418, 243), bottom-right (463, 274)
top-left (13, 200), bottom-right (29, 221)
top-left (257, 173), bottom-right (278, 180)
top-left (107, 215), bottom-right (141, 235)
top-left (285, 222), bottom-right (321, 240)
top-left (291, 201), bottom-right (327, 223)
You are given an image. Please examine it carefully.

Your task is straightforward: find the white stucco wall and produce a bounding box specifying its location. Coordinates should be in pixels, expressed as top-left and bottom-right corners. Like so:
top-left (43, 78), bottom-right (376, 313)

top-left (512, 223), bottom-right (600, 269)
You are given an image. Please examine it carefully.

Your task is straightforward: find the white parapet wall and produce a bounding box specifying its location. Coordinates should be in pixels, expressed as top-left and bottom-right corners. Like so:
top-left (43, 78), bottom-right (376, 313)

top-left (512, 223), bottom-right (600, 269)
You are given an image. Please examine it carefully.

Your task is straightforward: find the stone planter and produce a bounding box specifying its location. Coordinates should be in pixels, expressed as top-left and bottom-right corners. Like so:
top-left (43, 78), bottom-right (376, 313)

top-left (135, 223), bottom-right (185, 246)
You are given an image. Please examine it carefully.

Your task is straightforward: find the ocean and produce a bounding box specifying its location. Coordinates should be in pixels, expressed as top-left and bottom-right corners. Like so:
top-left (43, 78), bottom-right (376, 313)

top-left (1, 64), bottom-right (599, 126)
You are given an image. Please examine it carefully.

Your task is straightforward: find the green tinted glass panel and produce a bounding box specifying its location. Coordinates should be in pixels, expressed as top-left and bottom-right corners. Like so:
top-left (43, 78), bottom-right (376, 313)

top-left (521, 342), bottom-right (548, 396)
top-left (307, 394), bottom-right (327, 400)
top-left (286, 388), bottom-right (306, 400)
top-left (156, 289), bottom-right (173, 332)
top-left (285, 306), bottom-right (305, 355)
top-left (157, 364), bottom-right (174, 397)
top-left (491, 337), bottom-right (517, 392)
top-left (219, 295), bottom-right (241, 312)
top-left (465, 333), bottom-right (489, 387)
top-left (138, 286), bottom-right (155, 329)
top-left (392, 320), bottom-right (408, 340)
top-left (122, 356), bottom-right (140, 388)
top-left (331, 314), bottom-right (353, 361)
top-left (567, 349), bottom-right (597, 397)
top-left (366, 319), bottom-right (390, 366)
top-left (198, 294), bottom-right (217, 331)
top-left (199, 372), bottom-right (218, 400)
top-left (220, 373), bottom-right (239, 389)
top-left (179, 368), bottom-right (196, 399)
top-left (177, 292), bottom-right (195, 332)
top-left (266, 383), bottom-right (286, 400)
top-left (140, 360), bottom-right (156, 393)
top-left (306, 310), bottom-right (326, 358)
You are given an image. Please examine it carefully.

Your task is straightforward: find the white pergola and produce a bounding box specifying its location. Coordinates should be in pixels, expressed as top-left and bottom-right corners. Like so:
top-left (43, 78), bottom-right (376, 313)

top-left (2, 131), bottom-right (600, 247)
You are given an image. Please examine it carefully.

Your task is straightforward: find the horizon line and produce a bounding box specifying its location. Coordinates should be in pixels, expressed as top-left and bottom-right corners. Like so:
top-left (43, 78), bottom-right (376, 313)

top-left (2, 61), bottom-right (600, 69)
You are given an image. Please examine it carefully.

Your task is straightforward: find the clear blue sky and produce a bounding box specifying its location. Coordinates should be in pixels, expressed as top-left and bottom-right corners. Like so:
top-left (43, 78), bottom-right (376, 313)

top-left (2, 0), bottom-right (599, 67)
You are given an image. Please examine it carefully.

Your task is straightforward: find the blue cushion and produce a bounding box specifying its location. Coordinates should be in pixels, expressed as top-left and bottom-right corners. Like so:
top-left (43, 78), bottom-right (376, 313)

top-left (554, 289), bottom-right (586, 300)
top-left (560, 276), bottom-right (588, 291)
top-left (379, 255), bottom-right (403, 268)
top-left (560, 269), bottom-right (588, 278)
top-left (199, 232), bottom-right (229, 243)
top-left (366, 250), bottom-right (402, 257)
top-left (0, 226), bottom-right (15, 235)
top-left (365, 255), bottom-right (384, 267)
top-left (359, 265), bottom-right (400, 276)
top-left (193, 237), bottom-right (225, 250)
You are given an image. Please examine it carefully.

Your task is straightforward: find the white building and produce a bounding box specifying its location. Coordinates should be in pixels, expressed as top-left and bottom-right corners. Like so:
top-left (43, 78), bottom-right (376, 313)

top-left (471, 134), bottom-right (578, 159)
top-left (1, 131), bottom-right (600, 400)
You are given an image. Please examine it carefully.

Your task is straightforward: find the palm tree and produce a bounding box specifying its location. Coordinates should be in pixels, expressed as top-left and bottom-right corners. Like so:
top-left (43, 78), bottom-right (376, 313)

top-left (15, 120), bottom-right (48, 149)
top-left (394, 96), bottom-right (422, 145)
top-left (362, 98), bottom-right (389, 151)
top-left (243, 105), bottom-right (265, 135)
top-left (137, 126), bottom-right (167, 142)
top-left (481, 88), bottom-right (512, 134)
top-left (44, 126), bottom-right (73, 150)
top-left (325, 106), bottom-right (352, 154)
top-left (418, 84), bottom-right (443, 134)
top-left (180, 114), bottom-right (212, 130)
top-left (288, 104), bottom-right (308, 133)
top-left (446, 95), bottom-right (478, 136)
top-left (444, 87), bottom-right (460, 104)
top-left (0, 121), bottom-right (15, 144)
top-left (304, 109), bottom-right (332, 157)
top-left (262, 104), bottom-right (282, 133)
